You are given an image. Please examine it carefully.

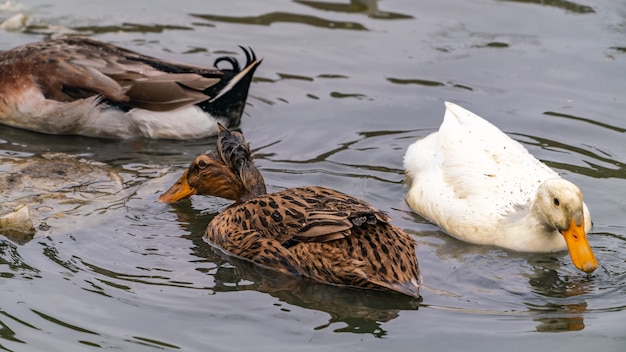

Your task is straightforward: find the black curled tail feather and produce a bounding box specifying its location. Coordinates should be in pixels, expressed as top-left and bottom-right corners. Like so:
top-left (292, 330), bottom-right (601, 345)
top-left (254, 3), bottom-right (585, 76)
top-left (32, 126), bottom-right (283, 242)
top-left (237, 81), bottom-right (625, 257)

top-left (213, 56), bottom-right (241, 72)
top-left (238, 46), bottom-right (257, 68)
top-left (201, 46), bottom-right (262, 128)
top-left (212, 47), bottom-right (257, 73)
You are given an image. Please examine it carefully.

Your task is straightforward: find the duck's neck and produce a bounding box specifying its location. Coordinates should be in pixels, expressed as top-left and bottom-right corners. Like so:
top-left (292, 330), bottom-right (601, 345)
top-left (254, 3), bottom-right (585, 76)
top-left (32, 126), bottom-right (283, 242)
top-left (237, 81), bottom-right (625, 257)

top-left (498, 201), bottom-right (565, 252)
top-left (235, 162), bottom-right (267, 204)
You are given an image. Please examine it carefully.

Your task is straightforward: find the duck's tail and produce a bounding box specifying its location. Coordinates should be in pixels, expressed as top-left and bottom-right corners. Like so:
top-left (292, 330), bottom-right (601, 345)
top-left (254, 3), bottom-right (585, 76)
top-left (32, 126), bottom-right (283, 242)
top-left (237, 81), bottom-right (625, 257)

top-left (201, 47), bottom-right (263, 128)
top-left (369, 277), bottom-right (421, 299)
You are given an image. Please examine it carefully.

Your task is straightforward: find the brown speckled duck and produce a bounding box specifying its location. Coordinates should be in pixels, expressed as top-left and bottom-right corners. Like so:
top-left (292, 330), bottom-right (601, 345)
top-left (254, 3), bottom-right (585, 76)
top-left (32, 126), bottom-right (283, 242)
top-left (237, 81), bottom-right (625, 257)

top-left (0, 37), bottom-right (262, 139)
top-left (159, 125), bottom-right (421, 297)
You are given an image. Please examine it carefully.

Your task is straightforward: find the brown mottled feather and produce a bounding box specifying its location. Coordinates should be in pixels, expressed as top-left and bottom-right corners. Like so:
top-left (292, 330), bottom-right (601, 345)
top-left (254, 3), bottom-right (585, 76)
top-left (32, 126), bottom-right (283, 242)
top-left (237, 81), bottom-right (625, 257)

top-left (160, 126), bottom-right (421, 297)
top-left (207, 186), bottom-right (421, 296)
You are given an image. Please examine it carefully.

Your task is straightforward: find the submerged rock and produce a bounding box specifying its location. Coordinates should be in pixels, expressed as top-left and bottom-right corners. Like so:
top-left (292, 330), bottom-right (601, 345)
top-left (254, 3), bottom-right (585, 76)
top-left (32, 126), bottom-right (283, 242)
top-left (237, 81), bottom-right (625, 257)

top-left (0, 153), bottom-right (124, 244)
top-left (0, 13), bottom-right (27, 31)
top-left (0, 205), bottom-right (35, 243)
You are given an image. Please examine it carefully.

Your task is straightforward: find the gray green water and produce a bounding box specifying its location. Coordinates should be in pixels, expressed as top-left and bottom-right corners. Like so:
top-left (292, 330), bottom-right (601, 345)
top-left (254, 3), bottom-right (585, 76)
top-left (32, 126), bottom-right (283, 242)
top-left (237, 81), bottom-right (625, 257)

top-left (1, 0), bottom-right (625, 351)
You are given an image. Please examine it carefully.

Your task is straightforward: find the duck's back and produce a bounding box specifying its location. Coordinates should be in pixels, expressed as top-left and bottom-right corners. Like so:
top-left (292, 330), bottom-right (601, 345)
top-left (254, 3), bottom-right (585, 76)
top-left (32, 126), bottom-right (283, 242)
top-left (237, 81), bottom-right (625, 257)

top-left (0, 38), bottom-right (260, 138)
top-left (206, 186), bottom-right (420, 297)
top-left (404, 102), bottom-right (559, 242)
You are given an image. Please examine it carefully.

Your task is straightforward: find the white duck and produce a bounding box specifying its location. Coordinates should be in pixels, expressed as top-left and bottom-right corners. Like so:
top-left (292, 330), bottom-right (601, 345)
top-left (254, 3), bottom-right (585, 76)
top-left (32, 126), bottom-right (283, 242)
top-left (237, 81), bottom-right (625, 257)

top-left (404, 102), bottom-right (597, 273)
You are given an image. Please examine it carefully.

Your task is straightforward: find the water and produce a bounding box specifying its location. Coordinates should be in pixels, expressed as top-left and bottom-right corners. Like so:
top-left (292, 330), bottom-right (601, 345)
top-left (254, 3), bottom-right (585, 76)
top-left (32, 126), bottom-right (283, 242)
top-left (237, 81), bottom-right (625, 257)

top-left (1, 0), bottom-right (625, 350)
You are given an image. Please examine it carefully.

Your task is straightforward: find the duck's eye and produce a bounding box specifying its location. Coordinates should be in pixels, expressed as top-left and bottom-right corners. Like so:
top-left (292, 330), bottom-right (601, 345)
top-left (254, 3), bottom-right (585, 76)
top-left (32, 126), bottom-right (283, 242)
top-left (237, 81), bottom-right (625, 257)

top-left (553, 197), bottom-right (560, 206)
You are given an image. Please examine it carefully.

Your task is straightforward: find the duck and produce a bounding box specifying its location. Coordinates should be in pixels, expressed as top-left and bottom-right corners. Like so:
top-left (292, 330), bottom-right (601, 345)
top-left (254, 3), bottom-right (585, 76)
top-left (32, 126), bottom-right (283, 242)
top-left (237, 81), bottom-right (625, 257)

top-left (159, 124), bottom-right (421, 297)
top-left (0, 37), bottom-right (262, 139)
top-left (403, 102), bottom-right (597, 273)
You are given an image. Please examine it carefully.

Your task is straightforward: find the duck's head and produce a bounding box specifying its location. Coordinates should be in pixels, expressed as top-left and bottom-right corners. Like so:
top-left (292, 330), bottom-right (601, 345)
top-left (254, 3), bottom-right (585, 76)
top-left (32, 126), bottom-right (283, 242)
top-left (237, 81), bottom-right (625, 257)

top-left (159, 124), bottom-right (266, 204)
top-left (536, 178), bottom-right (597, 273)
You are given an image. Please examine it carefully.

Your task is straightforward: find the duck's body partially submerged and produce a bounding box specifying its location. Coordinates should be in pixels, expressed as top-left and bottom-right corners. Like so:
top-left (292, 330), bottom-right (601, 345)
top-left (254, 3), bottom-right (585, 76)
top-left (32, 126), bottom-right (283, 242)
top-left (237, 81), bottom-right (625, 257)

top-left (403, 102), bottom-right (597, 273)
top-left (0, 37), bottom-right (262, 139)
top-left (160, 125), bottom-right (421, 297)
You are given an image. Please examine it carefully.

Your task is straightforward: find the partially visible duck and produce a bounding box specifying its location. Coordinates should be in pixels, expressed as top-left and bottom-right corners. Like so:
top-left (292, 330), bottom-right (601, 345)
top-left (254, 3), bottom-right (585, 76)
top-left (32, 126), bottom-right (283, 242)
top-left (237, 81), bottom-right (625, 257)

top-left (159, 124), bottom-right (421, 297)
top-left (0, 37), bottom-right (262, 139)
top-left (403, 102), bottom-right (597, 273)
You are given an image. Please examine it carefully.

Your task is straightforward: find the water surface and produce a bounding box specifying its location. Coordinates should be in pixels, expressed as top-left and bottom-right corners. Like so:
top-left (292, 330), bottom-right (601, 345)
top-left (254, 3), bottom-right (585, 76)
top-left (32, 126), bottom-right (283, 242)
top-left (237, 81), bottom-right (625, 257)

top-left (1, 0), bottom-right (625, 351)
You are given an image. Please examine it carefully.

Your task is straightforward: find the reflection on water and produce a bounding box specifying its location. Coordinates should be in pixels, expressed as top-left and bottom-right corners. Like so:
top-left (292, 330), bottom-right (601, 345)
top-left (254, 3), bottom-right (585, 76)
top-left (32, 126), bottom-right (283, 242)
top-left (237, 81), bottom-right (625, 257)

top-left (1, 0), bottom-right (625, 349)
top-left (532, 303), bottom-right (586, 332)
top-left (293, 0), bottom-right (414, 20)
top-left (0, 239), bottom-right (39, 278)
top-left (71, 23), bottom-right (194, 35)
top-left (191, 12), bottom-right (368, 31)
top-left (515, 133), bottom-right (626, 180)
top-left (387, 77), bottom-right (474, 92)
top-left (253, 72), bottom-right (375, 102)
top-left (498, 0), bottom-right (595, 14)
top-left (523, 261), bottom-right (594, 332)
top-left (407, 224), bottom-right (602, 333)
top-left (30, 309), bottom-right (99, 335)
top-left (0, 310), bottom-right (27, 345)
top-left (22, 23), bottom-right (195, 37)
top-left (207, 255), bottom-right (420, 337)
top-left (191, 0), bottom-right (414, 31)
top-left (41, 241), bottom-right (81, 274)
top-left (10, 18), bottom-right (196, 38)
top-left (543, 111), bottom-right (626, 133)
top-left (166, 202), bottom-right (420, 338)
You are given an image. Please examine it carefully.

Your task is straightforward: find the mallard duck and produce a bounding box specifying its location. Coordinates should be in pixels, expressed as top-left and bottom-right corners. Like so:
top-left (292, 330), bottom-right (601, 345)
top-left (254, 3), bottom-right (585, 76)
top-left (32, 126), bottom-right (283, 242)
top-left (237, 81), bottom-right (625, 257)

top-left (159, 125), bottom-right (421, 297)
top-left (403, 102), bottom-right (597, 273)
top-left (0, 37), bottom-right (262, 139)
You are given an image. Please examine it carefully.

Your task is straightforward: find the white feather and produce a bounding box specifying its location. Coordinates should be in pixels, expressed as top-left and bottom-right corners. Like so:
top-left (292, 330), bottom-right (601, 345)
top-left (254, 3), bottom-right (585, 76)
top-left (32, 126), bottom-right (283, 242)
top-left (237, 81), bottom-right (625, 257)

top-left (404, 102), bottom-right (592, 253)
top-left (5, 86), bottom-right (224, 139)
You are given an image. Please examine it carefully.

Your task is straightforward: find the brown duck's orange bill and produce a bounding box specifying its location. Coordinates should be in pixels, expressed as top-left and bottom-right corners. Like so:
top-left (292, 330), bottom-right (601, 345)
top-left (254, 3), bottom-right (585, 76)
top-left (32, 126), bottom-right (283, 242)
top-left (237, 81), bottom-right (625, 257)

top-left (562, 217), bottom-right (598, 273)
top-left (158, 171), bottom-right (197, 203)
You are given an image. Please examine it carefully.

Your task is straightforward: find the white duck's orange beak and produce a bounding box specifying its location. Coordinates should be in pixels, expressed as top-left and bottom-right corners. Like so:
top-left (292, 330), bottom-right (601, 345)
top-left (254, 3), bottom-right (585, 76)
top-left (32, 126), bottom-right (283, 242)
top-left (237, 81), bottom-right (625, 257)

top-left (561, 217), bottom-right (597, 273)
